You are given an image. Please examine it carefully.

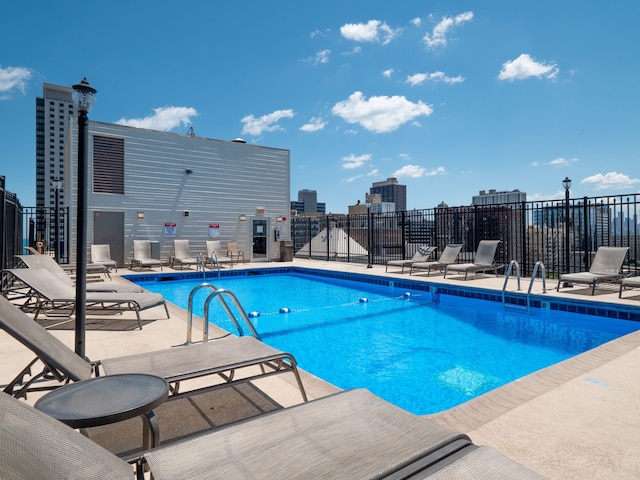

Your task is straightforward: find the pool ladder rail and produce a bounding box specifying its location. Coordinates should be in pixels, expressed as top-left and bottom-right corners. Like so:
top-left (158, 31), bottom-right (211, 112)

top-left (502, 260), bottom-right (547, 313)
top-left (185, 283), bottom-right (261, 345)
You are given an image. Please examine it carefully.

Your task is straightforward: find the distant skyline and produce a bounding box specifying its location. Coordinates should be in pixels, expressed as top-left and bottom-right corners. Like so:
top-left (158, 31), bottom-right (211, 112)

top-left (1, 1), bottom-right (639, 212)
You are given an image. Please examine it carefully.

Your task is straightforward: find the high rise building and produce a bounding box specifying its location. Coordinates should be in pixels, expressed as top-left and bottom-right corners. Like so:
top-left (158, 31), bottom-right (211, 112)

top-left (472, 189), bottom-right (526, 206)
top-left (291, 189), bottom-right (326, 214)
top-left (36, 83), bottom-right (75, 209)
top-left (370, 177), bottom-right (406, 212)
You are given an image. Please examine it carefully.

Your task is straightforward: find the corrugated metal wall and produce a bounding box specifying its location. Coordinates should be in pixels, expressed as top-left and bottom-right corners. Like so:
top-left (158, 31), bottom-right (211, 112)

top-left (67, 121), bottom-right (290, 265)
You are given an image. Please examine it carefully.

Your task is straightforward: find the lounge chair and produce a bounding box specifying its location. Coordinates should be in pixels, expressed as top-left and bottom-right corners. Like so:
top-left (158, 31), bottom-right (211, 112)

top-left (206, 240), bottom-right (232, 269)
top-left (557, 246), bottom-right (629, 295)
top-left (91, 244), bottom-right (118, 272)
top-left (0, 387), bottom-right (545, 479)
top-left (170, 239), bottom-right (199, 270)
top-left (131, 240), bottom-right (163, 271)
top-left (444, 240), bottom-right (501, 280)
top-left (619, 276), bottom-right (640, 298)
top-left (20, 246), bottom-right (113, 280)
top-left (14, 254), bottom-right (142, 293)
top-left (410, 244), bottom-right (463, 276)
top-left (0, 294), bottom-right (307, 404)
top-left (4, 268), bottom-right (168, 329)
top-left (226, 241), bottom-right (245, 265)
top-left (23, 245), bottom-right (41, 255)
top-left (385, 245), bottom-right (436, 273)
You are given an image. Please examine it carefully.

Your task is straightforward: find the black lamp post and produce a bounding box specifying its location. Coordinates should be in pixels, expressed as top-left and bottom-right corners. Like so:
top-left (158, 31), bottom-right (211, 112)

top-left (72, 77), bottom-right (97, 358)
top-left (562, 176), bottom-right (571, 276)
top-left (51, 178), bottom-right (63, 263)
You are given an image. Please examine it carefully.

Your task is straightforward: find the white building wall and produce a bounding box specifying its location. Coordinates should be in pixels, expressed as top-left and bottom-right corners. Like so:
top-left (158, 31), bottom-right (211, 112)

top-left (66, 121), bottom-right (290, 265)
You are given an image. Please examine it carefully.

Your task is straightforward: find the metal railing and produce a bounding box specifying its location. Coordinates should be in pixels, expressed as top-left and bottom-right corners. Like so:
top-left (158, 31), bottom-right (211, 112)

top-left (292, 193), bottom-right (640, 277)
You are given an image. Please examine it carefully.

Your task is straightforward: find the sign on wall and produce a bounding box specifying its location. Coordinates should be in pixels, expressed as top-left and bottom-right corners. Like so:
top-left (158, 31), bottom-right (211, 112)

top-left (208, 223), bottom-right (220, 238)
top-left (164, 223), bottom-right (177, 237)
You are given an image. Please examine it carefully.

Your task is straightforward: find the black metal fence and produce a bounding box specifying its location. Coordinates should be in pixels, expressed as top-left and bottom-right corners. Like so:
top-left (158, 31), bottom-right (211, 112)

top-left (292, 193), bottom-right (640, 277)
top-left (1, 177), bottom-right (23, 270)
top-left (2, 199), bottom-right (70, 269)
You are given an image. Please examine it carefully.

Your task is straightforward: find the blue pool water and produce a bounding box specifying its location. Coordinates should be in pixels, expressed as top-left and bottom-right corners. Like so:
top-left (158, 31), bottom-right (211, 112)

top-left (136, 272), bottom-right (640, 414)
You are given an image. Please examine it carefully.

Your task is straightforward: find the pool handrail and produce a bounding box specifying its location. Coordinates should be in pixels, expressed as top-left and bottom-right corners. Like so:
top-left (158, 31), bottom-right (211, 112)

top-left (203, 288), bottom-right (261, 341)
top-left (502, 260), bottom-right (521, 308)
top-left (527, 261), bottom-right (547, 313)
top-left (186, 283), bottom-right (260, 344)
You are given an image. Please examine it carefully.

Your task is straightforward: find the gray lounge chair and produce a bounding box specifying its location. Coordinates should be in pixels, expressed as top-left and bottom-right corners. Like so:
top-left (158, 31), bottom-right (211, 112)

top-left (4, 268), bottom-right (168, 329)
top-left (91, 244), bottom-right (118, 272)
top-left (0, 387), bottom-right (545, 479)
top-left (385, 245), bottom-right (436, 273)
top-left (557, 246), bottom-right (629, 295)
top-left (444, 240), bottom-right (501, 280)
top-left (410, 244), bottom-right (463, 276)
top-left (619, 276), bottom-right (640, 298)
top-left (206, 240), bottom-right (233, 270)
top-left (20, 247), bottom-right (113, 280)
top-left (0, 294), bottom-right (307, 403)
top-left (14, 254), bottom-right (142, 293)
top-left (170, 239), bottom-right (199, 270)
top-left (131, 239), bottom-right (163, 271)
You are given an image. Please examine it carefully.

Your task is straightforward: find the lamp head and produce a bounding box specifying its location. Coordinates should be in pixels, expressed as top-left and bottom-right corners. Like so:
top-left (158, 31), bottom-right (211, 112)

top-left (562, 176), bottom-right (572, 191)
top-left (72, 77), bottom-right (97, 113)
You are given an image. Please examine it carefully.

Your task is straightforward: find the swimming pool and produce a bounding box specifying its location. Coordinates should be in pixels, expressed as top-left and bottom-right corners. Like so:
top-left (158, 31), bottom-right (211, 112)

top-left (131, 269), bottom-right (640, 414)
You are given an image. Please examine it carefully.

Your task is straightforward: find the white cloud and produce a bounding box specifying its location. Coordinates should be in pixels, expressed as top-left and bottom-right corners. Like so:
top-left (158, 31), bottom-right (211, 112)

top-left (340, 20), bottom-right (402, 45)
top-left (423, 11), bottom-right (473, 49)
top-left (393, 165), bottom-right (446, 178)
top-left (331, 91), bottom-right (433, 133)
top-left (341, 168), bottom-right (379, 183)
top-left (581, 172), bottom-right (640, 190)
top-left (548, 157), bottom-right (578, 167)
top-left (315, 49), bottom-right (331, 64)
top-left (498, 54), bottom-right (559, 81)
top-left (382, 68), bottom-right (394, 78)
top-left (300, 117), bottom-right (326, 132)
top-left (116, 106), bottom-right (198, 131)
top-left (0, 65), bottom-right (32, 98)
top-left (241, 109), bottom-right (295, 136)
top-left (342, 153), bottom-right (372, 169)
top-left (406, 71), bottom-right (464, 86)
top-left (411, 17), bottom-right (422, 27)
top-left (342, 46), bottom-right (362, 56)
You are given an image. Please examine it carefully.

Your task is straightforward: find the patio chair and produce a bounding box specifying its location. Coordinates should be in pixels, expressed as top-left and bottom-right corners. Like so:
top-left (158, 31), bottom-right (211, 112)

top-left (131, 239), bottom-right (163, 271)
top-left (0, 294), bottom-right (307, 403)
top-left (0, 389), bottom-right (546, 479)
top-left (4, 268), bottom-right (168, 329)
top-left (226, 241), bottom-right (245, 265)
top-left (557, 246), bottom-right (629, 295)
top-left (619, 276), bottom-right (640, 298)
top-left (444, 240), bottom-right (502, 280)
top-left (410, 244), bottom-right (463, 276)
top-left (206, 240), bottom-right (232, 269)
top-left (385, 245), bottom-right (436, 273)
top-left (14, 254), bottom-right (142, 293)
top-left (170, 239), bottom-right (199, 270)
top-left (91, 244), bottom-right (118, 272)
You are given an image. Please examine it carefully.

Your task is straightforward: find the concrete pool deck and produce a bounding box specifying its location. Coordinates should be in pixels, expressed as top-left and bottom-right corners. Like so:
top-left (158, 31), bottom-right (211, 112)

top-left (1, 258), bottom-right (639, 478)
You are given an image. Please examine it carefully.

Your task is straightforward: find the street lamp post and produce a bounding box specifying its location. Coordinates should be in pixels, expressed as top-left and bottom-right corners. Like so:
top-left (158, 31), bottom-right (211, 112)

top-left (562, 176), bottom-right (572, 277)
top-left (72, 78), bottom-right (97, 358)
top-left (51, 178), bottom-right (63, 263)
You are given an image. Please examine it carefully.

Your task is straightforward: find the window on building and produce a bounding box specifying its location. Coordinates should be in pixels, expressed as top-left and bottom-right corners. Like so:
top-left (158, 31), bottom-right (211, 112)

top-left (93, 135), bottom-right (125, 194)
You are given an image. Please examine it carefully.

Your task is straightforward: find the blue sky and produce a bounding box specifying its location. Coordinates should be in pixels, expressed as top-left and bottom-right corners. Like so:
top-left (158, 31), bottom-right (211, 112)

top-left (1, 1), bottom-right (639, 212)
